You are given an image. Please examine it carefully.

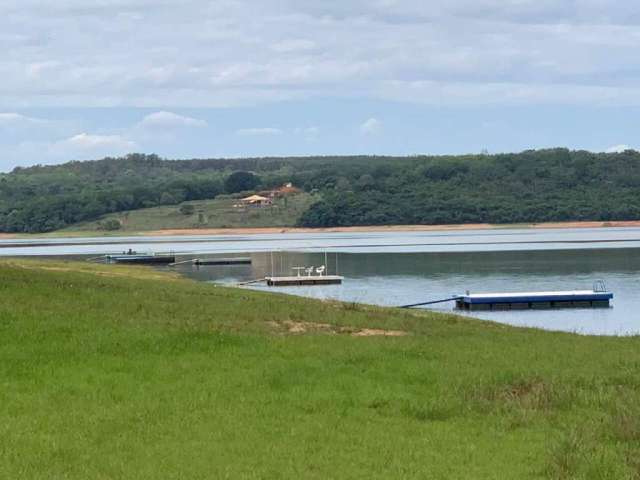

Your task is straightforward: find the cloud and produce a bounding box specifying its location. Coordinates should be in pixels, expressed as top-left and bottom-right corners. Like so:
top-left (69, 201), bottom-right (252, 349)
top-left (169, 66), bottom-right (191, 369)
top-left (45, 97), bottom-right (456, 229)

top-left (236, 127), bottom-right (283, 136)
top-left (137, 111), bottom-right (207, 129)
top-left (294, 126), bottom-right (320, 140)
top-left (1, 131), bottom-right (138, 170)
top-left (271, 39), bottom-right (316, 53)
top-left (605, 144), bottom-right (632, 153)
top-left (2, 1), bottom-right (640, 108)
top-left (50, 133), bottom-right (137, 157)
top-left (0, 112), bottom-right (46, 127)
top-left (360, 117), bottom-right (382, 135)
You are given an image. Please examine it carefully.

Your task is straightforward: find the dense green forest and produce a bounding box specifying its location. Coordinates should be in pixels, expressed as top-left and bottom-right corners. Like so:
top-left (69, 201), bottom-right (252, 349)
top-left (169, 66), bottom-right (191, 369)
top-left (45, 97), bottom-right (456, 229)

top-left (298, 149), bottom-right (640, 227)
top-left (1, 149), bottom-right (639, 233)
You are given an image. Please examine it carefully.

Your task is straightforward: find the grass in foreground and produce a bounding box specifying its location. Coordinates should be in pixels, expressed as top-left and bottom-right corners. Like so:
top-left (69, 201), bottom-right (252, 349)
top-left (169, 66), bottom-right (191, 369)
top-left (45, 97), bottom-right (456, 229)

top-left (61, 193), bottom-right (319, 233)
top-left (1, 259), bottom-right (640, 479)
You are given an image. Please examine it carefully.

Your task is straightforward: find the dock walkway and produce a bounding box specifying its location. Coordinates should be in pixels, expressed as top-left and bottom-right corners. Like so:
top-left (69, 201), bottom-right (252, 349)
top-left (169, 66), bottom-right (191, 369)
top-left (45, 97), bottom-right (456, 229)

top-left (266, 275), bottom-right (343, 286)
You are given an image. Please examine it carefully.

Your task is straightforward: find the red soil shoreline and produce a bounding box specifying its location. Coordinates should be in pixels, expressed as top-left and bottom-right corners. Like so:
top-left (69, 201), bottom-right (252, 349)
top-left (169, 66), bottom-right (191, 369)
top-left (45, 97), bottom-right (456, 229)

top-left (1, 220), bottom-right (639, 239)
top-left (145, 220), bottom-right (640, 237)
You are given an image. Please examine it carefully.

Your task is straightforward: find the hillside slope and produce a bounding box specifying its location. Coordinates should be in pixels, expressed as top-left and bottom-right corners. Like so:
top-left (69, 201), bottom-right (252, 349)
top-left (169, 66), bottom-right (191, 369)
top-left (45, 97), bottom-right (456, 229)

top-left (2, 149), bottom-right (640, 233)
top-left (64, 192), bottom-right (319, 233)
top-left (1, 258), bottom-right (640, 478)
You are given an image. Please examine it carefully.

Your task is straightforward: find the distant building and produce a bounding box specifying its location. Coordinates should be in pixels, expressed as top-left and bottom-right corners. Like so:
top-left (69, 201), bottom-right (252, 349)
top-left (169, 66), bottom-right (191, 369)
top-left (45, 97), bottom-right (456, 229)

top-left (238, 194), bottom-right (273, 206)
top-left (277, 182), bottom-right (300, 195)
top-left (260, 182), bottom-right (302, 199)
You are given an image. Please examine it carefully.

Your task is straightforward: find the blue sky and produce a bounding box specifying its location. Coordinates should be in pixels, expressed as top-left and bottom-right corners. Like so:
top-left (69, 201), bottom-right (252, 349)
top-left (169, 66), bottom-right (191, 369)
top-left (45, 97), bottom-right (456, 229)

top-left (1, 1), bottom-right (639, 170)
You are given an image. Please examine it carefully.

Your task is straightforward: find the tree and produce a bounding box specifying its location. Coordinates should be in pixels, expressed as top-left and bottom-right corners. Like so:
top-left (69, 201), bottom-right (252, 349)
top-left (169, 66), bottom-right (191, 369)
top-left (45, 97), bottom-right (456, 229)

top-left (335, 177), bottom-right (352, 192)
top-left (98, 218), bottom-right (122, 231)
top-left (224, 171), bottom-right (260, 194)
top-left (179, 204), bottom-right (195, 215)
top-left (356, 174), bottom-right (375, 190)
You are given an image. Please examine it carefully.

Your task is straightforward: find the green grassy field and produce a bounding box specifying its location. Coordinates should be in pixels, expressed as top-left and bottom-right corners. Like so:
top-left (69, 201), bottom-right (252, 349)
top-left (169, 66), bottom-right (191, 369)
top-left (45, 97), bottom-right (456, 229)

top-left (62, 192), bottom-right (319, 233)
top-left (1, 259), bottom-right (640, 478)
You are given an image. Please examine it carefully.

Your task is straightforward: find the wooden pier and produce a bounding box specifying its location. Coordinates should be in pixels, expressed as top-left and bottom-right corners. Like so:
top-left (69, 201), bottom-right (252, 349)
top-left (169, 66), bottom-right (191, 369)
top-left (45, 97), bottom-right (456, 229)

top-left (263, 252), bottom-right (343, 287)
top-left (265, 275), bottom-right (343, 286)
top-left (456, 290), bottom-right (613, 311)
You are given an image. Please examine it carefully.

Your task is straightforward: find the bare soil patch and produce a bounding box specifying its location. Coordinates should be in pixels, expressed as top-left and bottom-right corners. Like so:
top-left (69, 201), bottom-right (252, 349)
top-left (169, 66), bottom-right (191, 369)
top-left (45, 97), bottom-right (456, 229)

top-left (268, 320), bottom-right (408, 337)
top-left (352, 328), bottom-right (408, 337)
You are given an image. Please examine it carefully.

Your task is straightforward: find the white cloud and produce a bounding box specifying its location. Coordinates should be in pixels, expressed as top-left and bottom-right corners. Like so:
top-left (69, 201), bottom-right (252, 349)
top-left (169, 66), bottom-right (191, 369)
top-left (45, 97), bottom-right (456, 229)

top-left (360, 117), bottom-right (382, 135)
top-left (605, 144), bottom-right (632, 153)
top-left (50, 133), bottom-right (137, 157)
top-left (137, 111), bottom-right (207, 129)
top-left (0, 112), bottom-right (46, 126)
top-left (25, 61), bottom-right (62, 80)
top-left (236, 127), bottom-right (283, 136)
top-left (294, 126), bottom-right (320, 139)
top-left (2, 1), bottom-right (640, 108)
top-left (271, 39), bottom-right (316, 53)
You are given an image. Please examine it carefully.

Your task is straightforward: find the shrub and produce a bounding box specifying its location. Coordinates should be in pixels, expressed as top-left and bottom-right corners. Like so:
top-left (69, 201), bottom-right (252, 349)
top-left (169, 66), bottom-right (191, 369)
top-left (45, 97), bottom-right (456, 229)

top-left (98, 218), bottom-right (122, 231)
top-left (179, 204), bottom-right (195, 215)
top-left (224, 171), bottom-right (260, 194)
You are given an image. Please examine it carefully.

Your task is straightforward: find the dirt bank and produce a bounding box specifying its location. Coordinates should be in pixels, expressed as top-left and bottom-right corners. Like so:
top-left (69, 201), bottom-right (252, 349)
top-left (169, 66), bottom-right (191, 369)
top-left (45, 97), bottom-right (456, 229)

top-left (144, 220), bottom-right (640, 237)
top-left (3, 220), bottom-right (640, 240)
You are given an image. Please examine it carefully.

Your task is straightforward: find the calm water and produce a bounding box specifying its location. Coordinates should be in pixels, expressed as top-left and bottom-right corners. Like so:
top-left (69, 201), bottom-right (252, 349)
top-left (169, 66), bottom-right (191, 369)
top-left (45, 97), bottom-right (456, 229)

top-left (2, 227), bottom-right (640, 335)
top-left (173, 249), bottom-right (640, 336)
top-left (2, 226), bottom-right (640, 256)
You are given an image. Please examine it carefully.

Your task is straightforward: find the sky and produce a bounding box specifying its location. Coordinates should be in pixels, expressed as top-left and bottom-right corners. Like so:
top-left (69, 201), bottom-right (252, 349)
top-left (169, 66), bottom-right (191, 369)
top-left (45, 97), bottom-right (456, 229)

top-left (1, 0), bottom-right (640, 170)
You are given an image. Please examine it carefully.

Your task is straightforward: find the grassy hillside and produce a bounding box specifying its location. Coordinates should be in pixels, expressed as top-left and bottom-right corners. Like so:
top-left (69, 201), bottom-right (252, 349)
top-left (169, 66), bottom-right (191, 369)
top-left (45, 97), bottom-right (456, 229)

top-left (63, 192), bottom-right (319, 233)
top-left (1, 258), bottom-right (640, 478)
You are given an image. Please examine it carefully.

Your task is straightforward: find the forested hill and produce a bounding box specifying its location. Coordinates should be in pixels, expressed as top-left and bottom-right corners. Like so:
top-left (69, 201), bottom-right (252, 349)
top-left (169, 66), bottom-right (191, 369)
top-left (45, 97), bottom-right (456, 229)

top-left (1, 149), bottom-right (640, 233)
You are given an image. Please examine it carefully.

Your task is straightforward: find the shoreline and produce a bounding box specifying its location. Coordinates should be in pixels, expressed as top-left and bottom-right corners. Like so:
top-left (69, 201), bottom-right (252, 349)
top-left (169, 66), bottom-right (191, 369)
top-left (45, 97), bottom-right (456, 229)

top-left (1, 219), bottom-right (640, 239)
top-left (128, 219), bottom-right (640, 236)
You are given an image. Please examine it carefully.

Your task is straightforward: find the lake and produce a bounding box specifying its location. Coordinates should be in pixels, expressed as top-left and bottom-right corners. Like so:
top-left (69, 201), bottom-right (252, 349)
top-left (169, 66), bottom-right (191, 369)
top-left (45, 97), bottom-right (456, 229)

top-left (2, 226), bottom-right (640, 335)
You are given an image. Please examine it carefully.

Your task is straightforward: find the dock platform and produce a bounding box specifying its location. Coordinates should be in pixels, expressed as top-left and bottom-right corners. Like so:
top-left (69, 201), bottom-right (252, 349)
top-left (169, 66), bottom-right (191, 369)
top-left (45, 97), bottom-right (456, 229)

top-left (266, 275), bottom-right (343, 286)
top-left (107, 254), bottom-right (176, 265)
top-left (456, 290), bottom-right (613, 311)
top-left (194, 257), bottom-right (251, 266)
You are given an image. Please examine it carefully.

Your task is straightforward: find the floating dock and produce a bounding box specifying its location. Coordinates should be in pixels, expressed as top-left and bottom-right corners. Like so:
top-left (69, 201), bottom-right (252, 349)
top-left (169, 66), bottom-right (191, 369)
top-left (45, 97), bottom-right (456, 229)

top-left (168, 257), bottom-right (252, 267)
top-left (194, 257), bottom-right (251, 266)
top-left (456, 290), bottom-right (613, 311)
top-left (107, 254), bottom-right (176, 265)
top-left (266, 275), bottom-right (344, 286)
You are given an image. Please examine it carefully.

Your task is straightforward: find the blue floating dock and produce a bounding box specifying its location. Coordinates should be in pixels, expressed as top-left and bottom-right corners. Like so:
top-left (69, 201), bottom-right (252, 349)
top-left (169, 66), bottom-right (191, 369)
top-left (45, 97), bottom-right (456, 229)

top-left (456, 290), bottom-right (613, 311)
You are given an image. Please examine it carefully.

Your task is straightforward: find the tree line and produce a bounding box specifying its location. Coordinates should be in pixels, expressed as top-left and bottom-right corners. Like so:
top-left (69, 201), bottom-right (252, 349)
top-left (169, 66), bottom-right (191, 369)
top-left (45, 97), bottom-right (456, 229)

top-left (1, 149), bottom-right (639, 233)
top-left (297, 149), bottom-right (640, 226)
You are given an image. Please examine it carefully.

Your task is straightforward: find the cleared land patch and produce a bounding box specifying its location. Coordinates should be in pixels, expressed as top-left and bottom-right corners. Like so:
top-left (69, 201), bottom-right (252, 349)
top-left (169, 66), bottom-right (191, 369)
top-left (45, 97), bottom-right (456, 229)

top-left (62, 192), bottom-right (319, 233)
